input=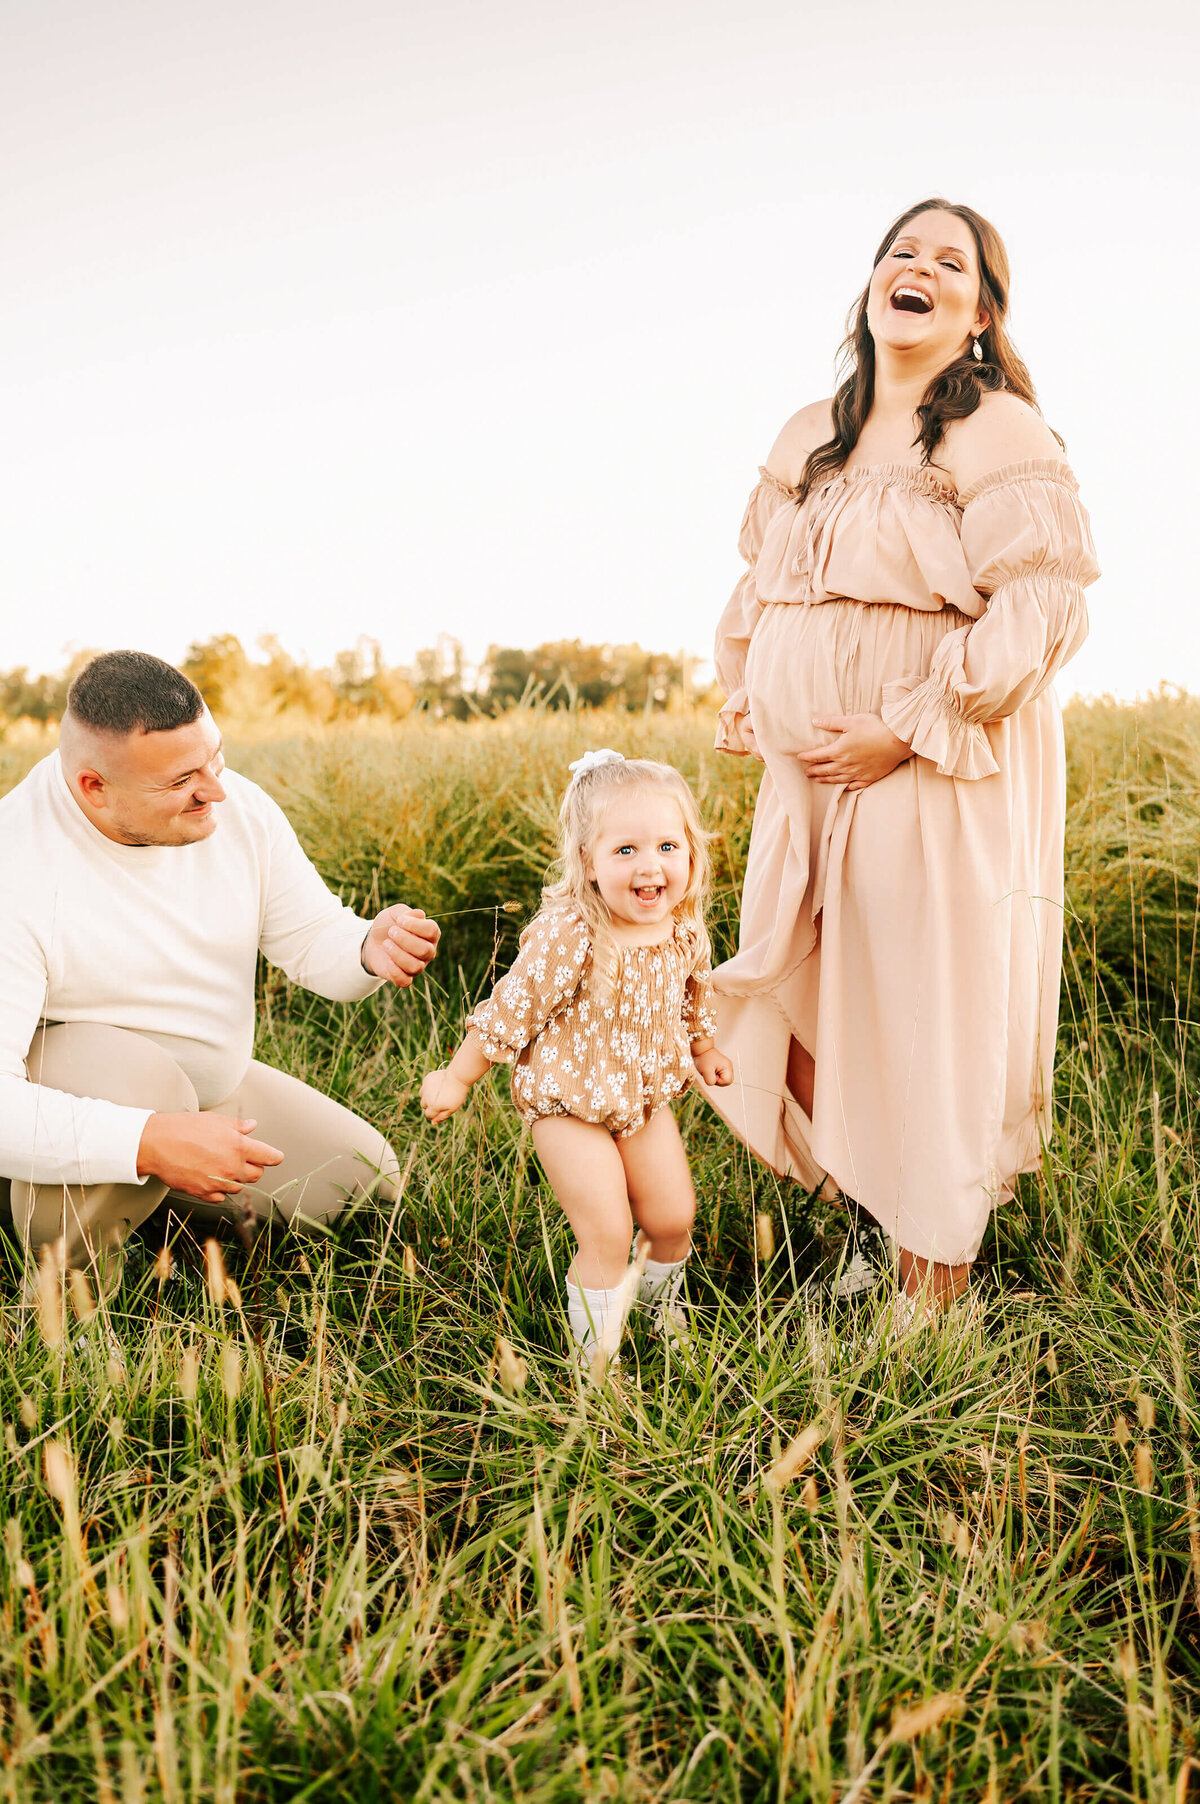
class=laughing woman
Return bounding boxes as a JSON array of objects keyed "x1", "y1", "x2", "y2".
[{"x1": 700, "y1": 197, "x2": 1099, "y2": 1318}]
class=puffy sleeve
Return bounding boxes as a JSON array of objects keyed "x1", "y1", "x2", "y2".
[
  {"x1": 467, "y1": 908, "x2": 591, "y2": 1064},
  {"x1": 714, "y1": 469, "x2": 798, "y2": 755},
  {"x1": 880, "y1": 460, "x2": 1100, "y2": 780},
  {"x1": 682, "y1": 943, "x2": 718, "y2": 1044}
]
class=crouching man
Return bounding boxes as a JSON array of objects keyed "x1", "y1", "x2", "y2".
[{"x1": 0, "y1": 650, "x2": 439, "y2": 1294}]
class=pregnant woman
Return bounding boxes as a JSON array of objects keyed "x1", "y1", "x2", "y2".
[{"x1": 703, "y1": 197, "x2": 1099, "y2": 1316}]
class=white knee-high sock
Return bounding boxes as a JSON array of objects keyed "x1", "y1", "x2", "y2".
[
  {"x1": 566, "y1": 1280, "x2": 619, "y2": 1355},
  {"x1": 638, "y1": 1254, "x2": 689, "y2": 1312}
]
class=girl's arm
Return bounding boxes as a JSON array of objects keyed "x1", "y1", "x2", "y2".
[
  {"x1": 690, "y1": 1034, "x2": 733, "y2": 1088},
  {"x1": 421, "y1": 1029, "x2": 493, "y2": 1123},
  {"x1": 421, "y1": 909, "x2": 593, "y2": 1126},
  {"x1": 683, "y1": 960, "x2": 733, "y2": 1087}
]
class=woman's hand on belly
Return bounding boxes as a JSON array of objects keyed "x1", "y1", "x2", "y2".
[{"x1": 799, "y1": 713, "x2": 913, "y2": 790}]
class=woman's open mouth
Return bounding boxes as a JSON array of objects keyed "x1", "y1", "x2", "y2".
[{"x1": 891, "y1": 286, "x2": 934, "y2": 314}]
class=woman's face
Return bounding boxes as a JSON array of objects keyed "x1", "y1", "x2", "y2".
[{"x1": 866, "y1": 207, "x2": 990, "y2": 366}]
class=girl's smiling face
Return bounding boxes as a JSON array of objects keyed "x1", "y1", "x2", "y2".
[
  {"x1": 866, "y1": 206, "x2": 990, "y2": 365},
  {"x1": 586, "y1": 787, "x2": 692, "y2": 936}
]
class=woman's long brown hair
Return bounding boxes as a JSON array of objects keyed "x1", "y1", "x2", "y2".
[{"x1": 797, "y1": 198, "x2": 1060, "y2": 502}]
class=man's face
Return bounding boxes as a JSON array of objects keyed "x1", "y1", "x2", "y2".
[{"x1": 75, "y1": 710, "x2": 228, "y2": 847}]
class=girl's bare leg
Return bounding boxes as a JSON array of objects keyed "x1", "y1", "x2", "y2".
[
  {"x1": 785, "y1": 1036, "x2": 816, "y2": 1118},
  {"x1": 531, "y1": 1116, "x2": 633, "y2": 1290},
  {"x1": 617, "y1": 1107, "x2": 695, "y2": 1263},
  {"x1": 898, "y1": 1248, "x2": 970, "y2": 1308}
]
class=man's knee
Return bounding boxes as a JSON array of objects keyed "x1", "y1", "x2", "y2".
[
  {"x1": 352, "y1": 1123, "x2": 402, "y2": 1203},
  {"x1": 27, "y1": 1024, "x2": 199, "y2": 1114},
  {"x1": 218, "y1": 1061, "x2": 401, "y2": 1230},
  {"x1": 279, "y1": 1119, "x2": 401, "y2": 1232}
]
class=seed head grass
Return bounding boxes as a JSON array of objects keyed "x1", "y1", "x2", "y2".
[{"x1": 0, "y1": 698, "x2": 1199, "y2": 1798}]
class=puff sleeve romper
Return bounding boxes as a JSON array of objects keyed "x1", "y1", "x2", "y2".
[
  {"x1": 700, "y1": 458, "x2": 1099, "y2": 1265},
  {"x1": 468, "y1": 908, "x2": 718, "y2": 1136}
]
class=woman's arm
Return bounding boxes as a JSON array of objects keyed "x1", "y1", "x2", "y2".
[
  {"x1": 879, "y1": 403, "x2": 1098, "y2": 779},
  {"x1": 715, "y1": 401, "x2": 833, "y2": 759}
]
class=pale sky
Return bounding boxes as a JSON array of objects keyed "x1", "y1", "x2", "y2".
[{"x1": 1, "y1": 0, "x2": 1194, "y2": 699}]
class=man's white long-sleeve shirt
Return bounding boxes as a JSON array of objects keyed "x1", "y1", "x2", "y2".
[{"x1": 0, "y1": 754, "x2": 382, "y2": 1188}]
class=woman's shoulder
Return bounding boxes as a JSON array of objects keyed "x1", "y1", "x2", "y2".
[
  {"x1": 763, "y1": 399, "x2": 835, "y2": 490},
  {"x1": 942, "y1": 392, "x2": 1066, "y2": 496}
]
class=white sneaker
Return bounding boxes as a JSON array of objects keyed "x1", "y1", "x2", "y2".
[
  {"x1": 835, "y1": 1243, "x2": 879, "y2": 1300},
  {"x1": 859, "y1": 1288, "x2": 937, "y2": 1353}
]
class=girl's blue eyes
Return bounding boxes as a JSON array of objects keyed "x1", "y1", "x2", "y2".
[{"x1": 614, "y1": 843, "x2": 679, "y2": 855}]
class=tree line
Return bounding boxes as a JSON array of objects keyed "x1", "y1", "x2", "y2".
[{"x1": 0, "y1": 635, "x2": 714, "y2": 734}]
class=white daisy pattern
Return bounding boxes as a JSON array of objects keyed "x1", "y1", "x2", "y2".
[{"x1": 467, "y1": 906, "x2": 717, "y2": 1136}]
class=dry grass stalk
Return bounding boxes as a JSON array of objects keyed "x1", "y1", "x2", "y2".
[
  {"x1": 86, "y1": 1704, "x2": 117, "y2": 1804},
  {"x1": 37, "y1": 1243, "x2": 63, "y2": 1347},
  {"x1": 43, "y1": 1440, "x2": 75, "y2": 1510},
  {"x1": 220, "y1": 1346, "x2": 242, "y2": 1401},
  {"x1": 1135, "y1": 1444, "x2": 1154, "y2": 1492},
  {"x1": 179, "y1": 1346, "x2": 199, "y2": 1401},
  {"x1": 402, "y1": 1244, "x2": 418, "y2": 1279},
  {"x1": 755, "y1": 1212, "x2": 775, "y2": 1262},
  {"x1": 495, "y1": 1336, "x2": 528, "y2": 1397},
  {"x1": 891, "y1": 1693, "x2": 965, "y2": 1740},
  {"x1": 1152, "y1": 1091, "x2": 1200, "y2": 1618},
  {"x1": 154, "y1": 1245, "x2": 172, "y2": 1285},
  {"x1": 841, "y1": 1691, "x2": 966, "y2": 1803},
  {"x1": 763, "y1": 1419, "x2": 826, "y2": 1493},
  {"x1": 69, "y1": 1267, "x2": 96, "y2": 1323},
  {"x1": 204, "y1": 1239, "x2": 229, "y2": 1306}
]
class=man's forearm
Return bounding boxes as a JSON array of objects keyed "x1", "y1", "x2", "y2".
[{"x1": 0, "y1": 1072, "x2": 151, "y2": 1188}]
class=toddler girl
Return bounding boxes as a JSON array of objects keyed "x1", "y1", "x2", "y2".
[{"x1": 420, "y1": 749, "x2": 732, "y2": 1370}]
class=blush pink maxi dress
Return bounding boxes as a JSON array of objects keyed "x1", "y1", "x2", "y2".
[{"x1": 699, "y1": 457, "x2": 1100, "y2": 1265}]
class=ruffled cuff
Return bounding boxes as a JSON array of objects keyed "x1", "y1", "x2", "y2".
[
  {"x1": 715, "y1": 692, "x2": 754, "y2": 757},
  {"x1": 714, "y1": 681, "x2": 761, "y2": 754},
  {"x1": 465, "y1": 1006, "x2": 521, "y2": 1067},
  {"x1": 881, "y1": 674, "x2": 999, "y2": 781}
]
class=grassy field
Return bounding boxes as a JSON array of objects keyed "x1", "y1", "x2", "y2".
[{"x1": 1, "y1": 698, "x2": 1200, "y2": 1801}]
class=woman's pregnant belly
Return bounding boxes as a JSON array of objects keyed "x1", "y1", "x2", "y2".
[{"x1": 745, "y1": 598, "x2": 971, "y2": 759}]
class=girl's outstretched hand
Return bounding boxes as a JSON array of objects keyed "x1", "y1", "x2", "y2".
[
  {"x1": 421, "y1": 1069, "x2": 470, "y2": 1124},
  {"x1": 693, "y1": 1045, "x2": 734, "y2": 1087}
]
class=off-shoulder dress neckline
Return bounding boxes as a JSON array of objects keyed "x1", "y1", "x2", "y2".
[{"x1": 759, "y1": 456, "x2": 1078, "y2": 509}]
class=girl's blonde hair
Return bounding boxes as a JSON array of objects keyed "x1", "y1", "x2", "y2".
[{"x1": 542, "y1": 755, "x2": 712, "y2": 989}]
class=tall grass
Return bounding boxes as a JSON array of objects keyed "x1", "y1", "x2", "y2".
[{"x1": 1, "y1": 697, "x2": 1198, "y2": 1800}]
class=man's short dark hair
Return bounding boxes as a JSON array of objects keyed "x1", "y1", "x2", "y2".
[{"x1": 66, "y1": 652, "x2": 205, "y2": 736}]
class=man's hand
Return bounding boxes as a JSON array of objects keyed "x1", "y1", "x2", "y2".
[
  {"x1": 420, "y1": 1069, "x2": 470, "y2": 1125},
  {"x1": 798, "y1": 714, "x2": 912, "y2": 790},
  {"x1": 137, "y1": 1113, "x2": 285, "y2": 1204},
  {"x1": 362, "y1": 904, "x2": 441, "y2": 987},
  {"x1": 693, "y1": 1044, "x2": 734, "y2": 1087}
]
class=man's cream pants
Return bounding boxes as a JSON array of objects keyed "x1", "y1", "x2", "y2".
[{"x1": 1, "y1": 1023, "x2": 401, "y2": 1289}]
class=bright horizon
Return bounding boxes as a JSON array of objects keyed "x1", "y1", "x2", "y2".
[{"x1": 2, "y1": 0, "x2": 1194, "y2": 703}]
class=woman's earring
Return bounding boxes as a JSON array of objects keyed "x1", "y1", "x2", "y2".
[{"x1": 971, "y1": 335, "x2": 984, "y2": 362}]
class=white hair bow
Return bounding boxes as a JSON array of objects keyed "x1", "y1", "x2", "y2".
[{"x1": 568, "y1": 748, "x2": 625, "y2": 784}]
